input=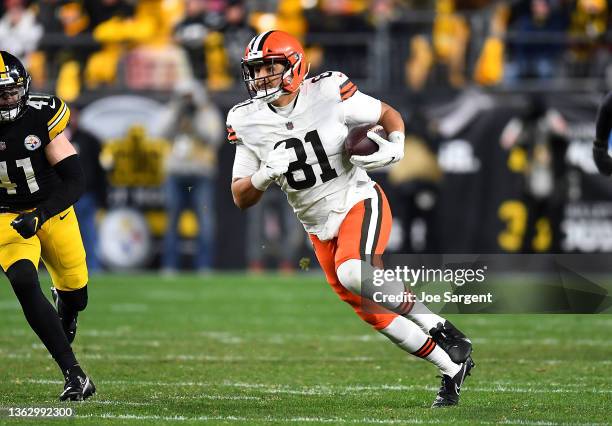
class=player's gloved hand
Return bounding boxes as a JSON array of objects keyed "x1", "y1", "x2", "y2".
[
  {"x1": 251, "y1": 143, "x2": 291, "y2": 191},
  {"x1": 593, "y1": 92, "x2": 612, "y2": 176},
  {"x1": 350, "y1": 131, "x2": 405, "y2": 171},
  {"x1": 11, "y1": 209, "x2": 47, "y2": 239}
]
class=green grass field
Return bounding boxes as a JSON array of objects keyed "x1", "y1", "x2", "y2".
[{"x1": 0, "y1": 273, "x2": 610, "y2": 425}]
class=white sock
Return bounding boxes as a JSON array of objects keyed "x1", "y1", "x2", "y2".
[
  {"x1": 404, "y1": 298, "x2": 446, "y2": 334},
  {"x1": 424, "y1": 346, "x2": 461, "y2": 377},
  {"x1": 379, "y1": 316, "x2": 460, "y2": 377}
]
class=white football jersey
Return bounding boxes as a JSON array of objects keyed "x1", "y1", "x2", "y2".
[{"x1": 228, "y1": 71, "x2": 382, "y2": 240}]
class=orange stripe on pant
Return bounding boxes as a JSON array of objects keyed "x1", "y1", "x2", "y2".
[{"x1": 309, "y1": 184, "x2": 396, "y2": 330}]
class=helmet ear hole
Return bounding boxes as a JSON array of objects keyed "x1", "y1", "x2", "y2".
[{"x1": 282, "y1": 64, "x2": 293, "y2": 85}]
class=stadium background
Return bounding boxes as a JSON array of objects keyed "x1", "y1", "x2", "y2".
[
  {"x1": 2, "y1": 0, "x2": 612, "y2": 270},
  {"x1": 1, "y1": 2, "x2": 611, "y2": 423}
]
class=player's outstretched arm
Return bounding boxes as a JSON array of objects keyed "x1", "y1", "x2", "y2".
[
  {"x1": 231, "y1": 177, "x2": 265, "y2": 210},
  {"x1": 593, "y1": 92, "x2": 612, "y2": 176},
  {"x1": 11, "y1": 133, "x2": 85, "y2": 239}
]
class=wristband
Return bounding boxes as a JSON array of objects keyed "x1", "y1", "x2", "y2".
[
  {"x1": 388, "y1": 131, "x2": 405, "y2": 145},
  {"x1": 250, "y1": 167, "x2": 272, "y2": 191}
]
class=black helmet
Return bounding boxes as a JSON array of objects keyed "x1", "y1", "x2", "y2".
[{"x1": 0, "y1": 51, "x2": 31, "y2": 122}]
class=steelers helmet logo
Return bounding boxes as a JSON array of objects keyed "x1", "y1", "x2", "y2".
[{"x1": 24, "y1": 135, "x2": 41, "y2": 151}]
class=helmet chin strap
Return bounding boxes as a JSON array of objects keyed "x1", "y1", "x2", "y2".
[
  {"x1": 261, "y1": 89, "x2": 284, "y2": 104},
  {"x1": 254, "y1": 82, "x2": 284, "y2": 103}
]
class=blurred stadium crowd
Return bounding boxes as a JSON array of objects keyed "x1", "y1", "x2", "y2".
[
  {"x1": 2, "y1": 0, "x2": 611, "y2": 272},
  {"x1": 2, "y1": 0, "x2": 611, "y2": 96}
]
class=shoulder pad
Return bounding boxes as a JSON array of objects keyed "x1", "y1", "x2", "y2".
[
  {"x1": 229, "y1": 99, "x2": 256, "y2": 115},
  {"x1": 227, "y1": 99, "x2": 264, "y2": 144},
  {"x1": 309, "y1": 71, "x2": 358, "y2": 102},
  {"x1": 27, "y1": 94, "x2": 70, "y2": 140}
]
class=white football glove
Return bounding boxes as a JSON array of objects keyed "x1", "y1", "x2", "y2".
[
  {"x1": 251, "y1": 143, "x2": 291, "y2": 191},
  {"x1": 350, "y1": 131, "x2": 405, "y2": 171}
]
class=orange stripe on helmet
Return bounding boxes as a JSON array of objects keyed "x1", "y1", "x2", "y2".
[{"x1": 242, "y1": 31, "x2": 307, "y2": 96}]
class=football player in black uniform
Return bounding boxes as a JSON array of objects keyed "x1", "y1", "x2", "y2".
[
  {"x1": 0, "y1": 51, "x2": 95, "y2": 400},
  {"x1": 593, "y1": 92, "x2": 612, "y2": 176}
]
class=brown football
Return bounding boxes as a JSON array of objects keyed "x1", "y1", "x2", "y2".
[{"x1": 345, "y1": 124, "x2": 386, "y2": 157}]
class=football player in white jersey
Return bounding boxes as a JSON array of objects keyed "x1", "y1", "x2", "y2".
[{"x1": 228, "y1": 30, "x2": 474, "y2": 407}]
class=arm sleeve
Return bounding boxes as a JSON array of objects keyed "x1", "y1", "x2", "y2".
[
  {"x1": 232, "y1": 144, "x2": 261, "y2": 179},
  {"x1": 341, "y1": 90, "x2": 382, "y2": 126},
  {"x1": 38, "y1": 154, "x2": 86, "y2": 219}
]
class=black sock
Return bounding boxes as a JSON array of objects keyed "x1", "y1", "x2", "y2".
[
  {"x1": 67, "y1": 364, "x2": 85, "y2": 379},
  {"x1": 6, "y1": 260, "x2": 78, "y2": 373},
  {"x1": 56, "y1": 286, "x2": 88, "y2": 318}
]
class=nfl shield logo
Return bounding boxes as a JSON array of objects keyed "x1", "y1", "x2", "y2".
[
  {"x1": 286, "y1": 122, "x2": 294, "y2": 130},
  {"x1": 0, "y1": 141, "x2": 5, "y2": 151}
]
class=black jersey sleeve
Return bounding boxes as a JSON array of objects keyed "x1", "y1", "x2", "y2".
[{"x1": 27, "y1": 94, "x2": 71, "y2": 144}]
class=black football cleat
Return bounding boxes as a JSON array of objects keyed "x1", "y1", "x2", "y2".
[
  {"x1": 431, "y1": 356, "x2": 475, "y2": 408},
  {"x1": 59, "y1": 368, "x2": 96, "y2": 401},
  {"x1": 429, "y1": 320, "x2": 472, "y2": 364},
  {"x1": 51, "y1": 288, "x2": 78, "y2": 344}
]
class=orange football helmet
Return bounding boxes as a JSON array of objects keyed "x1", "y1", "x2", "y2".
[{"x1": 241, "y1": 30, "x2": 308, "y2": 103}]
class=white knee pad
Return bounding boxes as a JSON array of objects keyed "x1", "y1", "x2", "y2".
[{"x1": 336, "y1": 259, "x2": 366, "y2": 295}]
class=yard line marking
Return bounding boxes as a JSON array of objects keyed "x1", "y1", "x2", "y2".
[
  {"x1": 173, "y1": 395, "x2": 262, "y2": 401},
  {"x1": 0, "y1": 405, "x2": 606, "y2": 425},
  {"x1": 2, "y1": 351, "x2": 609, "y2": 366},
  {"x1": 77, "y1": 414, "x2": 439, "y2": 424},
  {"x1": 73, "y1": 414, "x2": 611, "y2": 425},
  {"x1": 0, "y1": 300, "x2": 19, "y2": 310},
  {"x1": 86, "y1": 400, "x2": 150, "y2": 406},
  {"x1": 21, "y1": 379, "x2": 611, "y2": 394},
  {"x1": 1, "y1": 352, "x2": 375, "y2": 363},
  {"x1": 5, "y1": 328, "x2": 612, "y2": 347},
  {"x1": 78, "y1": 395, "x2": 261, "y2": 405},
  {"x1": 109, "y1": 303, "x2": 149, "y2": 313}
]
